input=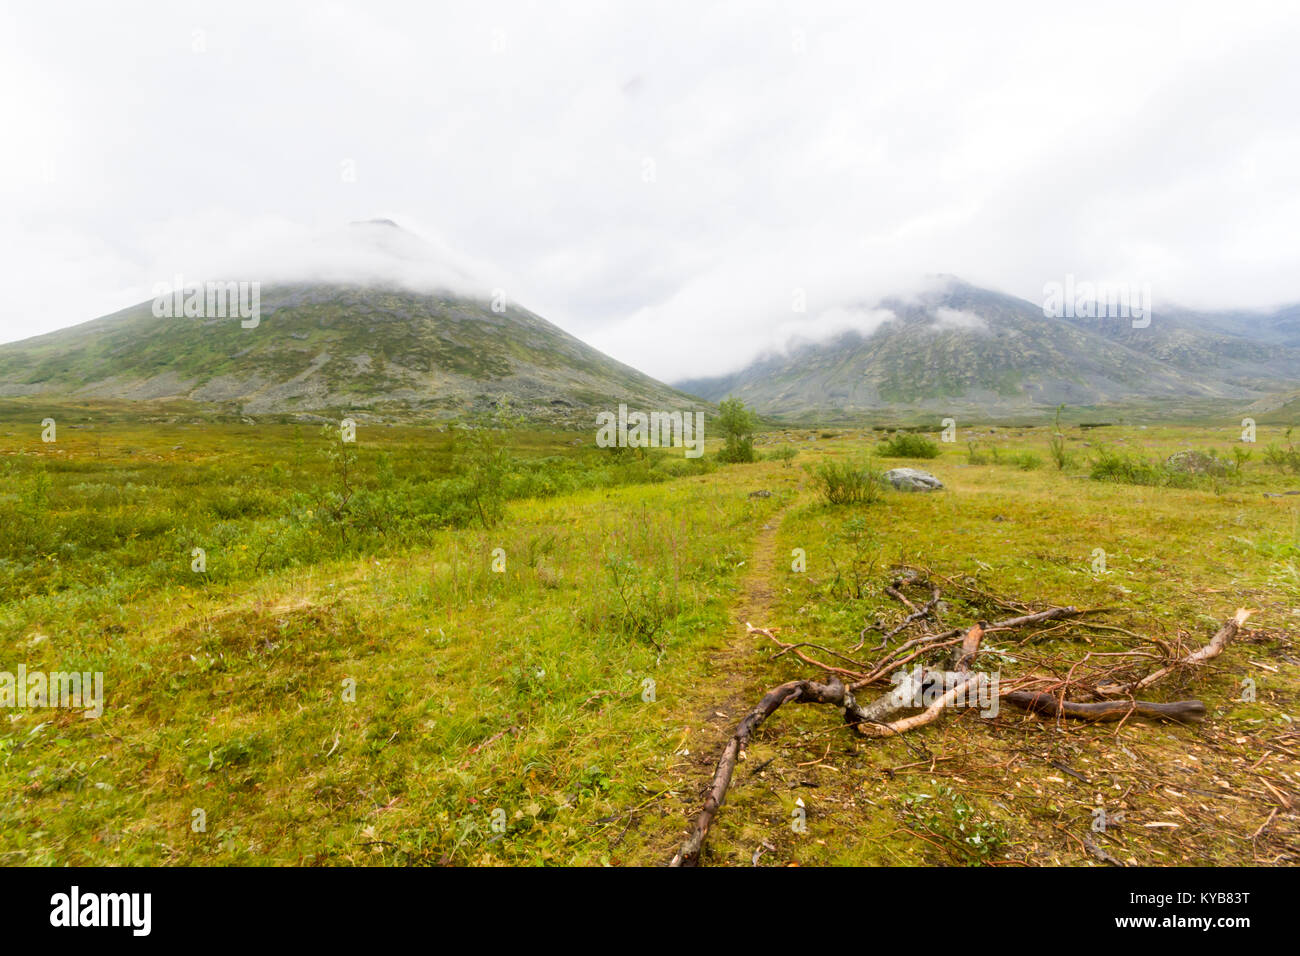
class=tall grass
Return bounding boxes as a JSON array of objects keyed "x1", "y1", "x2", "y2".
[
  {"x1": 1088, "y1": 447, "x2": 1235, "y2": 489},
  {"x1": 0, "y1": 425, "x2": 715, "y2": 605},
  {"x1": 808, "y1": 457, "x2": 885, "y2": 505},
  {"x1": 965, "y1": 442, "x2": 1041, "y2": 470}
]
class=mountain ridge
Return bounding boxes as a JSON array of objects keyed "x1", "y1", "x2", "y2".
[
  {"x1": 0, "y1": 281, "x2": 700, "y2": 422},
  {"x1": 675, "y1": 279, "x2": 1300, "y2": 418}
]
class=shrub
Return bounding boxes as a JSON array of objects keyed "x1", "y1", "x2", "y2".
[
  {"x1": 1088, "y1": 447, "x2": 1229, "y2": 489},
  {"x1": 1089, "y1": 448, "x2": 1170, "y2": 486},
  {"x1": 1006, "y1": 451, "x2": 1042, "y2": 470},
  {"x1": 901, "y1": 785, "x2": 1008, "y2": 865},
  {"x1": 878, "y1": 432, "x2": 940, "y2": 459},
  {"x1": 808, "y1": 458, "x2": 885, "y2": 506},
  {"x1": 603, "y1": 553, "x2": 673, "y2": 653},
  {"x1": 453, "y1": 403, "x2": 524, "y2": 528},
  {"x1": 827, "y1": 516, "x2": 880, "y2": 599},
  {"x1": 1263, "y1": 429, "x2": 1300, "y2": 473}
]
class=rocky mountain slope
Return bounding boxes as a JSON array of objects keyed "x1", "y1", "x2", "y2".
[
  {"x1": 676, "y1": 279, "x2": 1300, "y2": 418},
  {"x1": 0, "y1": 224, "x2": 698, "y2": 422}
]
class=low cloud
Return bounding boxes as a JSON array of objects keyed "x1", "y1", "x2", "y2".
[
  {"x1": 932, "y1": 307, "x2": 988, "y2": 332},
  {"x1": 2, "y1": 1, "x2": 1299, "y2": 384},
  {"x1": 143, "y1": 216, "x2": 500, "y2": 299},
  {"x1": 770, "y1": 306, "x2": 896, "y2": 351}
]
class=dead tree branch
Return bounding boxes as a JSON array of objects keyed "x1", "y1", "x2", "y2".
[
  {"x1": 1002, "y1": 691, "x2": 1206, "y2": 723},
  {"x1": 670, "y1": 574, "x2": 1251, "y2": 866},
  {"x1": 668, "y1": 677, "x2": 849, "y2": 868},
  {"x1": 1133, "y1": 608, "x2": 1250, "y2": 692}
]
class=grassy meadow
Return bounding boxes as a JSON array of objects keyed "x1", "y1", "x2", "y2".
[{"x1": 0, "y1": 401, "x2": 1297, "y2": 865}]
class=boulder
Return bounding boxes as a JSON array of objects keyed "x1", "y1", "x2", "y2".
[{"x1": 884, "y1": 468, "x2": 944, "y2": 492}]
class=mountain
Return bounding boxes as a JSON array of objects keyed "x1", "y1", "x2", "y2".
[
  {"x1": 675, "y1": 279, "x2": 1300, "y2": 419},
  {"x1": 1132, "y1": 303, "x2": 1300, "y2": 350},
  {"x1": 0, "y1": 222, "x2": 697, "y2": 422}
]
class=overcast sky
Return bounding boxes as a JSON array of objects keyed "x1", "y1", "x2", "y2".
[{"x1": 3, "y1": 0, "x2": 1299, "y2": 380}]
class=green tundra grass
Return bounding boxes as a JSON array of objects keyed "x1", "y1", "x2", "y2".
[{"x1": 0, "y1": 402, "x2": 1296, "y2": 865}]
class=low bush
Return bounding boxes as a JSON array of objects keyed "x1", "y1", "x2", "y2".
[{"x1": 878, "y1": 432, "x2": 940, "y2": 459}]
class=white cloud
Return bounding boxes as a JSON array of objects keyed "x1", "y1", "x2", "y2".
[
  {"x1": 1, "y1": 0, "x2": 1298, "y2": 382},
  {"x1": 932, "y1": 307, "x2": 987, "y2": 332},
  {"x1": 773, "y1": 306, "x2": 897, "y2": 349}
]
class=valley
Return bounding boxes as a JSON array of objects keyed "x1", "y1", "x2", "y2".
[{"x1": 1, "y1": 403, "x2": 1295, "y2": 865}]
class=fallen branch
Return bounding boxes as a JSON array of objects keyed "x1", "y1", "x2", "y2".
[
  {"x1": 855, "y1": 606, "x2": 1080, "y2": 687},
  {"x1": 670, "y1": 577, "x2": 1249, "y2": 866},
  {"x1": 1002, "y1": 691, "x2": 1206, "y2": 724},
  {"x1": 954, "y1": 621, "x2": 985, "y2": 671},
  {"x1": 851, "y1": 674, "x2": 978, "y2": 738},
  {"x1": 858, "y1": 579, "x2": 942, "y2": 651},
  {"x1": 1097, "y1": 608, "x2": 1252, "y2": 696},
  {"x1": 669, "y1": 677, "x2": 849, "y2": 868},
  {"x1": 1135, "y1": 607, "x2": 1252, "y2": 690}
]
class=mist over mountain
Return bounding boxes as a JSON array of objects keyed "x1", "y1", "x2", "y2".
[
  {"x1": 675, "y1": 279, "x2": 1300, "y2": 419},
  {"x1": 0, "y1": 221, "x2": 698, "y2": 421},
  {"x1": 5, "y1": 216, "x2": 1296, "y2": 426}
]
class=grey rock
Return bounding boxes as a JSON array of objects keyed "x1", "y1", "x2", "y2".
[{"x1": 884, "y1": 468, "x2": 944, "y2": 492}]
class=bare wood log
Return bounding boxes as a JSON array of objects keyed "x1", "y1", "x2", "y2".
[
  {"x1": 1082, "y1": 832, "x2": 1125, "y2": 866},
  {"x1": 851, "y1": 674, "x2": 979, "y2": 738},
  {"x1": 670, "y1": 669, "x2": 984, "y2": 864},
  {"x1": 861, "y1": 630, "x2": 954, "y2": 679},
  {"x1": 884, "y1": 584, "x2": 919, "y2": 613},
  {"x1": 856, "y1": 671, "x2": 926, "y2": 723},
  {"x1": 983, "y1": 606, "x2": 1084, "y2": 633},
  {"x1": 1003, "y1": 691, "x2": 1206, "y2": 723},
  {"x1": 748, "y1": 623, "x2": 868, "y2": 677},
  {"x1": 857, "y1": 667, "x2": 990, "y2": 723}
]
